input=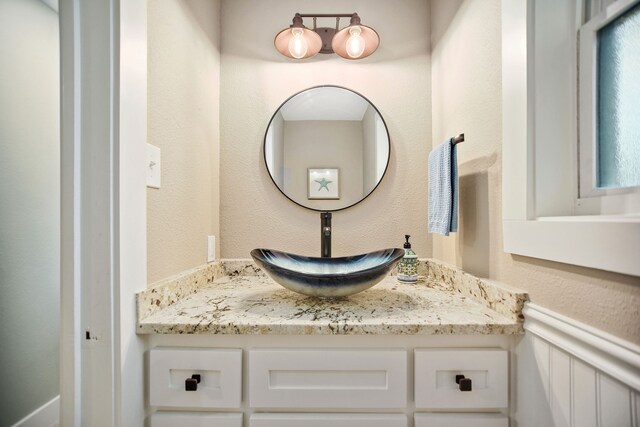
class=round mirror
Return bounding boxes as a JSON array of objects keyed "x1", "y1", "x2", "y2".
[{"x1": 264, "y1": 86, "x2": 390, "y2": 212}]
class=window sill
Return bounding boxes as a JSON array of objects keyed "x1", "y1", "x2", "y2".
[{"x1": 503, "y1": 217, "x2": 640, "y2": 276}]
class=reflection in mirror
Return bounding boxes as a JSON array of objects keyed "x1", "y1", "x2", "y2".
[{"x1": 264, "y1": 86, "x2": 390, "y2": 211}]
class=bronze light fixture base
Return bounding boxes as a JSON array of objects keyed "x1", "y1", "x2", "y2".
[{"x1": 274, "y1": 13, "x2": 380, "y2": 60}]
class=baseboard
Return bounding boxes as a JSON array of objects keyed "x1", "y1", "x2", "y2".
[
  {"x1": 523, "y1": 302, "x2": 640, "y2": 391},
  {"x1": 11, "y1": 395, "x2": 59, "y2": 427}
]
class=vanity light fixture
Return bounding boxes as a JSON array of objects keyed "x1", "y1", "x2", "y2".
[{"x1": 274, "y1": 13, "x2": 380, "y2": 60}]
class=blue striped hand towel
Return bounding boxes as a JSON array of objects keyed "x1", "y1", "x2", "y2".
[{"x1": 428, "y1": 138, "x2": 458, "y2": 235}]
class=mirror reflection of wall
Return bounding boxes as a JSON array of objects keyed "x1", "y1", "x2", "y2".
[
  {"x1": 265, "y1": 112, "x2": 285, "y2": 188},
  {"x1": 363, "y1": 105, "x2": 385, "y2": 195},
  {"x1": 264, "y1": 86, "x2": 390, "y2": 211},
  {"x1": 284, "y1": 120, "x2": 363, "y2": 204}
]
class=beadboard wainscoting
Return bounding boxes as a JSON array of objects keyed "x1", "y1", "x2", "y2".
[{"x1": 517, "y1": 303, "x2": 640, "y2": 427}]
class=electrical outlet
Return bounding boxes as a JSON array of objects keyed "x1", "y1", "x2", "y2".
[{"x1": 207, "y1": 235, "x2": 216, "y2": 262}]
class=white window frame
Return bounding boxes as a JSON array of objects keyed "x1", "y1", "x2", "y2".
[
  {"x1": 578, "y1": 0, "x2": 640, "y2": 209},
  {"x1": 501, "y1": 0, "x2": 640, "y2": 277}
]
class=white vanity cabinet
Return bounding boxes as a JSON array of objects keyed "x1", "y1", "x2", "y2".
[
  {"x1": 149, "y1": 348, "x2": 244, "y2": 426},
  {"x1": 414, "y1": 348, "x2": 508, "y2": 410},
  {"x1": 138, "y1": 259, "x2": 526, "y2": 425},
  {"x1": 250, "y1": 413, "x2": 408, "y2": 427},
  {"x1": 414, "y1": 348, "x2": 510, "y2": 427},
  {"x1": 149, "y1": 348, "x2": 242, "y2": 409},
  {"x1": 414, "y1": 413, "x2": 509, "y2": 427},
  {"x1": 249, "y1": 348, "x2": 407, "y2": 409},
  {"x1": 147, "y1": 335, "x2": 516, "y2": 427},
  {"x1": 151, "y1": 412, "x2": 243, "y2": 427}
]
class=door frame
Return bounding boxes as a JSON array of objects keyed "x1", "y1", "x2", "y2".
[{"x1": 59, "y1": 0, "x2": 147, "y2": 425}]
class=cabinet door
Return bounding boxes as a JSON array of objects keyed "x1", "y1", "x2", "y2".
[
  {"x1": 415, "y1": 348, "x2": 508, "y2": 410},
  {"x1": 250, "y1": 348, "x2": 407, "y2": 409},
  {"x1": 414, "y1": 413, "x2": 508, "y2": 427},
  {"x1": 149, "y1": 348, "x2": 242, "y2": 409},
  {"x1": 151, "y1": 412, "x2": 242, "y2": 427},
  {"x1": 250, "y1": 413, "x2": 407, "y2": 427}
]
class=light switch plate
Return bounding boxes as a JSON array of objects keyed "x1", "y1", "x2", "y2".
[
  {"x1": 208, "y1": 235, "x2": 216, "y2": 262},
  {"x1": 146, "y1": 143, "x2": 161, "y2": 188}
]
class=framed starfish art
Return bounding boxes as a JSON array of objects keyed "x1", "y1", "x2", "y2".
[{"x1": 308, "y1": 168, "x2": 340, "y2": 200}]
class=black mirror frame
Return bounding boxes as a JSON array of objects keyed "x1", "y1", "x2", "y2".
[{"x1": 263, "y1": 85, "x2": 391, "y2": 212}]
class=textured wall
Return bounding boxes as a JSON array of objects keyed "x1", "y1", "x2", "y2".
[
  {"x1": 147, "y1": 0, "x2": 221, "y2": 283},
  {"x1": 430, "y1": 0, "x2": 640, "y2": 344},
  {"x1": 0, "y1": 0, "x2": 59, "y2": 424},
  {"x1": 220, "y1": 0, "x2": 432, "y2": 259}
]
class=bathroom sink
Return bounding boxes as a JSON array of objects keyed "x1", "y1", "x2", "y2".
[{"x1": 250, "y1": 248, "x2": 405, "y2": 298}]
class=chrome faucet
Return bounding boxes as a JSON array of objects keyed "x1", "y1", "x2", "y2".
[{"x1": 321, "y1": 212, "x2": 332, "y2": 258}]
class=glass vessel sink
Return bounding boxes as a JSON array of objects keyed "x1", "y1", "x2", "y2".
[{"x1": 250, "y1": 248, "x2": 405, "y2": 298}]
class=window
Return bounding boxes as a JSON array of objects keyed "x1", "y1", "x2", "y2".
[
  {"x1": 501, "y1": 0, "x2": 640, "y2": 277},
  {"x1": 596, "y1": 4, "x2": 640, "y2": 188},
  {"x1": 578, "y1": 0, "x2": 640, "y2": 213}
]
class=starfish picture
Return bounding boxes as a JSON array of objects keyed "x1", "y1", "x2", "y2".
[
  {"x1": 308, "y1": 168, "x2": 339, "y2": 200},
  {"x1": 315, "y1": 177, "x2": 332, "y2": 191}
]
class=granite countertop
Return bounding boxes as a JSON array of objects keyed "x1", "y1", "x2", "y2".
[{"x1": 136, "y1": 260, "x2": 527, "y2": 335}]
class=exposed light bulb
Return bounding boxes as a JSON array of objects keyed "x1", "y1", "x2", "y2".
[
  {"x1": 288, "y1": 28, "x2": 308, "y2": 59},
  {"x1": 345, "y1": 26, "x2": 365, "y2": 58}
]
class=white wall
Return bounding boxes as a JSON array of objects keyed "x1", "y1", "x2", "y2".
[
  {"x1": 430, "y1": 0, "x2": 640, "y2": 345},
  {"x1": 220, "y1": 0, "x2": 431, "y2": 259},
  {"x1": 0, "y1": 0, "x2": 59, "y2": 425},
  {"x1": 147, "y1": 0, "x2": 221, "y2": 284}
]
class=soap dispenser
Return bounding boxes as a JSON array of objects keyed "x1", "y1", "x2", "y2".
[{"x1": 398, "y1": 235, "x2": 418, "y2": 283}]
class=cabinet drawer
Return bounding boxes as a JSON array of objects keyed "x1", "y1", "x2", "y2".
[
  {"x1": 151, "y1": 412, "x2": 242, "y2": 427},
  {"x1": 250, "y1": 413, "x2": 407, "y2": 427},
  {"x1": 249, "y1": 348, "x2": 407, "y2": 409},
  {"x1": 414, "y1": 348, "x2": 508, "y2": 409},
  {"x1": 149, "y1": 348, "x2": 242, "y2": 409},
  {"x1": 415, "y1": 413, "x2": 508, "y2": 427}
]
